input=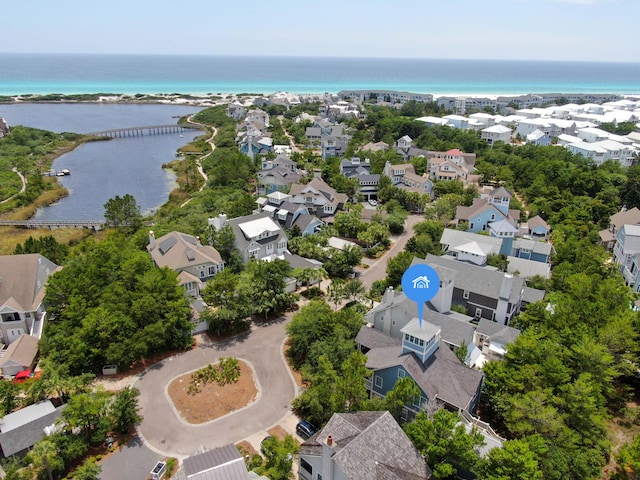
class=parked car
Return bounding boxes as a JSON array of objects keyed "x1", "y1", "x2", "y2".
[
  {"x1": 13, "y1": 370, "x2": 39, "y2": 383},
  {"x1": 296, "y1": 420, "x2": 317, "y2": 439},
  {"x1": 368, "y1": 199, "x2": 378, "y2": 206}
]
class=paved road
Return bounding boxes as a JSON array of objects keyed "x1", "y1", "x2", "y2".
[
  {"x1": 135, "y1": 316, "x2": 297, "y2": 457},
  {"x1": 358, "y1": 213, "x2": 424, "y2": 289},
  {"x1": 99, "y1": 436, "x2": 162, "y2": 480}
]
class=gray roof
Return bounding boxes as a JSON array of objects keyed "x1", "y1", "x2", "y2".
[
  {"x1": 0, "y1": 334, "x2": 38, "y2": 370},
  {"x1": 526, "y1": 215, "x2": 550, "y2": 231},
  {"x1": 300, "y1": 411, "x2": 432, "y2": 480},
  {"x1": 513, "y1": 238, "x2": 552, "y2": 256},
  {"x1": 476, "y1": 318, "x2": 520, "y2": 346},
  {"x1": 226, "y1": 212, "x2": 286, "y2": 253},
  {"x1": 415, "y1": 256, "x2": 525, "y2": 305},
  {"x1": 365, "y1": 333, "x2": 484, "y2": 412},
  {"x1": 148, "y1": 231, "x2": 223, "y2": 272},
  {"x1": 0, "y1": 254, "x2": 59, "y2": 313},
  {"x1": 0, "y1": 401, "x2": 66, "y2": 457},
  {"x1": 523, "y1": 286, "x2": 545, "y2": 304},
  {"x1": 182, "y1": 444, "x2": 250, "y2": 480},
  {"x1": 440, "y1": 229, "x2": 502, "y2": 255},
  {"x1": 506, "y1": 256, "x2": 550, "y2": 279}
]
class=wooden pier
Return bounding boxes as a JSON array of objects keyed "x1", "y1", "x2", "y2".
[
  {"x1": 0, "y1": 220, "x2": 105, "y2": 230},
  {"x1": 87, "y1": 124, "x2": 201, "y2": 138}
]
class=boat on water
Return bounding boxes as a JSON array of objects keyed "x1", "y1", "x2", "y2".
[{"x1": 55, "y1": 169, "x2": 71, "y2": 176}]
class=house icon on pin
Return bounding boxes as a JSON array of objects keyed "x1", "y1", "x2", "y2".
[{"x1": 412, "y1": 275, "x2": 430, "y2": 289}]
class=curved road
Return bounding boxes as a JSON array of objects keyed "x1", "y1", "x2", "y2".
[{"x1": 135, "y1": 317, "x2": 296, "y2": 457}]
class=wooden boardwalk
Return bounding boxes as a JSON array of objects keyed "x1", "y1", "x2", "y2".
[
  {"x1": 87, "y1": 124, "x2": 201, "y2": 138},
  {"x1": 0, "y1": 219, "x2": 105, "y2": 229}
]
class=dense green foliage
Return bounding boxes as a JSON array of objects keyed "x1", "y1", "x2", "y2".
[
  {"x1": 13, "y1": 234, "x2": 69, "y2": 265},
  {"x1": 41, "y1": 233, "x2": 193, "y2": 375},
  {"x1": 103, "y1": 193, "x2": 142, "y2": 228},
  {"x1": 0, "y1": 126, "x2": 79, "y2": 211},
  {"x1": 404, "y1": 409, "x2": 485, "y2": 480}
]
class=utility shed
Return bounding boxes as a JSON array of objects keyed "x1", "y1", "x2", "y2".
[{"x1": 0, "y1": 400, "x2": 65, "y2": 457}]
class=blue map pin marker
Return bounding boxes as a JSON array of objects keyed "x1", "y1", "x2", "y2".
[{"x1": 401, "y1": 264, "x2": 440, "y2": 327}]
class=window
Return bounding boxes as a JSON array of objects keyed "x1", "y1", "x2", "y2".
[
  {"x1": 199, "y1": 270, "x2": 206, "y2": 279},
  {"x1": 300, "y1": 458, "x2": 312, "y2": 475},
  {"x1": 463, "y1": 290, "x2": 469, "y2": 299},
  {"x1": 398, "y1": 370, "x2": 406, "y2": 378},
  {"x1": 208, "y1": 266, "x2": 216, "y2": 276},
  {"x1": 475, "y1": 308, "x2": 482, "y2": 318},
  {"x1": 375, "y1": 376, "x2": 383, "y2": 388}
]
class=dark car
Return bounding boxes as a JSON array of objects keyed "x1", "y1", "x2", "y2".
[{"x1": 296, "y1": 420, "x2": 317, "y2": 439}]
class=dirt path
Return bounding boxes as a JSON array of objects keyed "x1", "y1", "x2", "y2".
[
  {"x1": 0, "y1": 167, "x2": 27, "y2": 204},
  {"x1": 180, "y1": 116, "x2": 215, "y2": 207}
]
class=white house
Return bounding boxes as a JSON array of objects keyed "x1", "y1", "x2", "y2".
[{"x1": 481, "y1": 125, "x2": 512, "y2": 146}]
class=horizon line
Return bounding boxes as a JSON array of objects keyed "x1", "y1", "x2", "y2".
[{"x1": 0, "y1": 52, "x2": 639, "y2": 65}]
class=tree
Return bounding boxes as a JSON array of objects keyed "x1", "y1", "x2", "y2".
[
  {"x1": 342, "y1": 278, "x2": 365, "y2": 304},
  {"x1": 13, "y1": 235, "x2": 69, "y2": 265},
  {"x1": 25, "y1": 438, "x2": 65, "y2": 480},
  {"x1": 205, "y1": 223, "x2": 243, "y2": 273},
  {"x1": 103, "y1": 194, "x2": 142, "y2": 228},
  {"x1": 404, "y1": 409, "x2": 485, "y2": 480},
  {"x1": 255, "y1": 434, "x2": 300, "y2": 480},
  {"x1": 476, "y1": 438, "x2": 544, "y2": 480},
  {"x1": 365, "y1": 377, "x2": 420, "y2": 421},
  {"x1": 110, "y1": 386, "x2": 142, "y2": 434},
  {"x1": 615, "y1": 433, "x2": 640, "y2": 479},
  {"x1": 61, "y1": 391, "x2": 112, "y2": 444},
  {"x1": 385, "y1": 251, "x2": 414, "y2": 287},
  {"x1": 72, "y1": 458, "x2": 102, "y2": 480},
  {"x1": 246, "y1": 259, "x2": 297, "y2": 320}
]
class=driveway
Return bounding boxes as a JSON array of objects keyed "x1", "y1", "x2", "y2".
[
  {"x1": 357, "y1": 213, "x2": 424, "y2": 289},
  {"x1": 135, "y1": 316, "x2": 297, "y2": 457},
  {"x1": 99, "y1": 436, "x2": 162, "y2": 480}
]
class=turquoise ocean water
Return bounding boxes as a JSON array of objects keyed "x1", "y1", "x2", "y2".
[{"x1": 1, "y1": 54, "x2": 640, "y2": 96}]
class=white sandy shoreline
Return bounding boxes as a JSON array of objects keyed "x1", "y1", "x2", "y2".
[{"x1": 3, "y1": 90, "x2": 639, "y2": 108}]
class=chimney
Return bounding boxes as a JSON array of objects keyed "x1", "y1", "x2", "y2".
[
  {"x1": 196, "y1": 236, "x2": 201, "y2": 246},
  {"x1": 326, "y1": 435, "x2": 333, "y2": 446},
  {"x1": 149, "y1": 231, "x2": 156, "y2": 249}
]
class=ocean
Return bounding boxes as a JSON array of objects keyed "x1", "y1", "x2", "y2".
[{"x1": 1, "y1": 54, "x2": 640, "y2": 96}]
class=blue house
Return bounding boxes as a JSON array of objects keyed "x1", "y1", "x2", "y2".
[
  {"x1": 526, "y1": 215, "x2": 551, "y2": 239},
  {"x1": 511, "y1": 238, "x2": 552, "y2": 263},
  {"x1": 489, "y1": 219, "x2": 518, "y2": 256},
  {"x1": 357, "y1": 319, "x2": 484, "y2": 420},
  {"x1": 455, "y1": 187, "x2": 520, "y2": 234}
]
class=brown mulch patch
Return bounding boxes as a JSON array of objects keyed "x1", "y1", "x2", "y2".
[
  {"x1": 267, "y1": 425, "x2": 289, "y2": 440},
  {"x1": 236, "y1": 440, "x2": 258, "y2": 457},
  {"x1": 167, "y1": 360, "x2": 258, "y2": 424}
]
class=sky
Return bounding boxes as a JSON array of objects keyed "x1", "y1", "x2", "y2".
[{"x1": 1, "y1": 0, "x2": 637, "y2": 62}]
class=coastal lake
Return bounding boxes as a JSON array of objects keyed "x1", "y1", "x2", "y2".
[{"x1": 0, "y1": 104, "x2": 204, "y2": 220}]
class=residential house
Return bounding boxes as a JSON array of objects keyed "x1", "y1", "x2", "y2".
[
  {"x1": 226, "y1": 104, "x2": 247, "y2": 121},
  {"x1": 210, "y1": 212, "x2": 288, "y2": 264},
  {"x1": 455, "y1": 186, "x2": 520, "y2": 236},
  {"x1": 511, "y1": 238, "x2": 552, "y2": 264},
  {"x1": 413, "y1": 255, "x2": 536, "y2": 325},
  {"x1": 147, "y1": 231, "x2": 224, "y2": 297},
  {"x1": 442, "y1": 114, "x2": 469, "y2": 129},
  {"x1": 382, "y1": 161, "x2": 433, "y2": 198},
  {"x1": 393, "y1": 136, "x2": 432, "y2": 162},
  {"x1": 427, "y1": 149, "x2": 478, "y2": 184},
  {"x1": 0, "y1": 254, "x2": 59, "y2": 345},
  {"x1": 613, "y1": 224, "x2": 640, "y2": 291},
  {"x1": 473, "y1": 318, "x2": 520, "y2": 364},
  {"x1": 288, "y1": 178, "x2": 348, "y2": 219},
  {"x1": 523, "y1": 215, "x2": 551, "y2": 239},
  {"x1": 298, "y1": 411, "x2": 433, "y2": 480},
  {"x1": 506, "y1": 256, "x2": 551, "y2": 280},
  {"x1": 322, "y1": 135, "x2": 350, "y2": 160},
  {"x1": 468, "y1": 112, "x2": 496, "y2": 128},
  {"x1": 0, "y1": 400, "x2": 66, "y2": 457},
  {"x1": 256, "y1": 199, "x2": 324, "y2": 236},
  {"x1": 0, "y1": 118, "x2": 8, "y2": 137},
  {"x1": 0, "y1": 334, "x2": 39, "y2": 378},
  {"x1": 567, "y1": 139, "x2": 636, "y2": 166},
  {"x1": 340, "y1": 158, "x2": 380, "y2": 201},
  {"x1": 174, "y1": 443, "x2": 266, "y2": 480},
  {"x1": 599, "y1": 207, "x2": 640, "y2": 250},
  {"x1": 439, "y1": 228, "x2": 502, "y2": 266},
  {"x1": 481, "y1": 125, "x2": 512, "y2": 146},
  {"x1": 526, "y1": 129, "x2": 552, "y2": 146},
  {"x1": 358, "y1": 141, "x2": 389, "y2": 153},
  {"x1": 363, "y1": 286, "x2": 477, "y2": 352},
  {"x1": 256, "y1": 162, "x2": 302, "y2": 195},
  {"x1": 358, "y1": 320, "x2": 484, "y2": 416}
]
